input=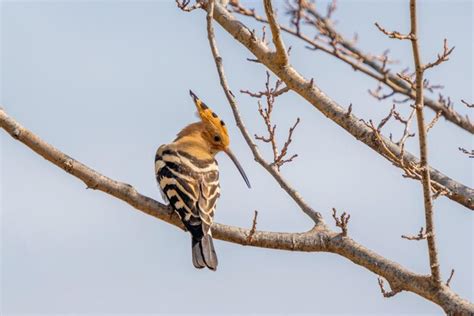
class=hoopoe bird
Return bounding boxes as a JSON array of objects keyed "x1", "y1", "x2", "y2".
[{"x1": 155, "y1": 90, "x2": 251, "y2": 271}]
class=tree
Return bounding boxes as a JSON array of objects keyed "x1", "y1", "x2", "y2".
[{"x1": 1, "y1": 0, "x2": 472, "y2": 313}]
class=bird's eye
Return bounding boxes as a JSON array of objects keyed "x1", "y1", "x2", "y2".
[{"x1": 213, "y1": 135, "x2": 221, "y2": 142}]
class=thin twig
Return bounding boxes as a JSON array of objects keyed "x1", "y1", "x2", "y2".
[
  {"x1": 332, "y1": 208, "x2": 350, "y2": 237},
  {"x1": 446, "y1": 269, "x2": 455, "y2": 287},
  {"x1": 426, "y1": 110, "x2": 442, "y2": 132},
  {"x1": 377, "y1": 277, "x2": 402, "y2": 298},
  {"x1": 424, "y1": 39, "x2": 455, "y2": 71},
  {"x1": 176, "y1": 0, "x2": 202, "y2": 12},
  {"x1": 243, "y1": 72, "x2": 299, "y2": 171},
  {"x1": 374, "y1": 22, "x2": 412, "y2": 40},
  {"x1": 458, "y1": 147, "x2": 474, "y2": 158},
  {"x1": 246, "y1": 210, "x2": 259, "y2": 243},
  {"x1": 461, "y1": 99, "x2": 474, "y2": 108},
  {"x1": 273, "y1": 117, "x2": 300, "y2": 169},
  {"x1": 401, "y1": 227, "x2": 428, "y2": 240}
]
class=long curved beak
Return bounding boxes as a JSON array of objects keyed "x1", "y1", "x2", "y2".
[{"x1": 224, "y1": 148, "x2": 251, "y2": 189}]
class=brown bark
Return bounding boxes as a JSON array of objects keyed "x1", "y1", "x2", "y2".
[
  {"x1": 208, "y1": 2, "x2": 474, "y2": 210},
  {"x1": 1, "y1": 107, "x2": 472, "y2": 313}
]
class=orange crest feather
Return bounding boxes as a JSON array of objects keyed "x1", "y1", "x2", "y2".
[{"x1": 189, "y1": 90, "x2": 230, "y2": 147}]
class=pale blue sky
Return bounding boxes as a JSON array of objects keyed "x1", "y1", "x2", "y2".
[{"x1": 1, "y1": 0, "x2": 472, "y2": 314}]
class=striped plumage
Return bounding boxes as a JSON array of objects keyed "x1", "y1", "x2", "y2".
[
  {"x1": 155, "y1": 90, "x2": 250, "y2": 271},
  {"x1": 155, "y1": 144, "x2": 220, "y2": 269}
]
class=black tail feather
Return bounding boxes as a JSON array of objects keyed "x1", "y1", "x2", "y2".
[
  {"x1": 192, "y1": 237, "x2": 206, "y2": 269},
  {"x1": 191, "y1": 235, "x2": 218, "y2": 271}
]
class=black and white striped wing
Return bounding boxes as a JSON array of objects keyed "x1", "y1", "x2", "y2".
[
  {"x1": 197, "y1": 166, "x2": 220, "y2": 235},
  {"x1": 155, "y1": 146, "x2": 219, "y2": 238}
]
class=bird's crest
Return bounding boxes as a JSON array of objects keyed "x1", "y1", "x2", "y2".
[{"x1": 189, "y1": 90, "x2": 230, "y2": 147}]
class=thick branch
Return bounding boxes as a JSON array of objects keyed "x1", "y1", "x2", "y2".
[
  {"x1": 304, "y1": 4, "x2": 473, "y2": 134},
  {"x1": 209, "y1": 3, "x2": 474, "y2": 210},
  {"x1": 409, "y1": 0, "x2": 441, "y2": 285},
  {"x1": 1, "y1": 106, "x2": 472, "y2": 314},
  {"x1": 263, "y1": 0, "x2": 289, "y2": 65},
  {"x1": 231, "y1": 2, "x2": 474, "y2": 134}
]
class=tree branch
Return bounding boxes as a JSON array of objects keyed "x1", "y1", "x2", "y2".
[
  {"x1": 1, "y1": 104, "x2": 472, "y2": 314},
  {"x1": 207, "y1": 2, "x2": 474, "y2": 210},
  {"x1": 242, "y1": 72, "x2": 299, "y2": 170},
  {"x1": 263, "y1": 0, "x2": 289, "y2": 66},
  {"x1": 408, "y1": 0, "x2": 441, "y2": 285},
  {"x1": 374, "y1": 22, "x2": 412, "y2": 40},
  {"x1": 206, "y1": 0, "x2": 324, "y2": 227},
  {"x1": 230, "y1": 1, "x2": 474, "y2": 134},
  {"x1": 423, "y1": 39, "x2": 455, "y2": 71}
]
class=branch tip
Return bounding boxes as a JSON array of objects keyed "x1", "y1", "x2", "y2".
[
  {"x1": 374, "y1": 22, "x2": 412, "y2": 40},
  {"x1": 246, "y1": 210, "x2": 259, "y2": 243},
  {"x1": 446, "y1": 269, "x2": 455, "y2": 287},
  {"x1": 377, "y1": 277, "x2": 402, "y2": 298},
  {"x1": 401, "y1": 227, "x2": 427, "y2": 240},
  {"x1": 332, "y1": 207, "x2": 350, "y2": 237}
]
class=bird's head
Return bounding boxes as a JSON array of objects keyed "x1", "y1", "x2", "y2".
[
  {"x1": 189, "y1": 90, "x2": 230, "y2": 153},
  {"x1": 189, "y1": 90, "x2": 251, "y2": 188}
]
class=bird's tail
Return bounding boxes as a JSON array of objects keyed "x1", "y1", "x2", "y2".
[{"x1": 191, "y1": 235, "x2": 218, "y2": 271}]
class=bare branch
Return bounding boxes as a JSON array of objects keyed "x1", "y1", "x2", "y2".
[
  {"x1": 458, "y1": 147, "x2": 474, "y2": 158},
  {"x1": 368, "y1": 83, "x2": 396, "y2": 101},
  {"x1": 211, "y1": 1, "x2": 474, "y2": 209},
  {"x1": 345, "y1": 103, "x2": 353, "y2": 116},
  {"x1": 230, "y1": 1, "x2": 474, "y2": 133},
  {"x1": 332, "y1": 208, "x2": 350, "y2": 237},
  {"x1": 176, "y1": 0, "x2": 202, "y2": 12},
  {"x1": 393, "y1": 107, "x2": 416, "y2": 150},
  {"x1": 409, "y1": 0, "x2": 441, "y2": 285},
  {"x1": 377, "y1": 104, "x2": 396, "y2": 131},
  {"x1": 424, "y1": 39, "x2": 455, "y2": 71},
  {"x1": 378, "y1": 277, "x2": 402, "y2": 298},
  {"x1": 272, "y1": 118, "x2": 299, "y2": 169},
  {"x1": 325, "y1": 0, "x2": 337, "y2": 19},
  {"x1": 401, "y1": 227, "x2": 428, "y2": 240},
  {"x1": 246, "y1": 57, "x2": 261, "y2": 63},
  {"x1": 393, "y1": 97, "x2": 411, "y2": 104},
  {"x1": 263, "y1": 0, "x2": 289, "y2": 65},
  {"x1": 426, "y1": 110, "x2": 442, "y2": 132},
  {"x1": 446, "y1": 269, "x2": 455, "y2": 287},
  {"x1": 246, "y1": 210, "x2": 259, "y2": 243},
  {"x1": 205, "y1": 0, "x2": 324, "y2": 226},
  {"x1": 422, "y1": 80, "x2": 443, "y2": 94},
  {"x1": 374, "y1": 22, "x2": 412, "y2": 40},
  {"x1": 461, "y1": 99, "x2": 474, "y2": 108},
  {"x1": 243, "y1": 73, "x2": 299, "y2": 171},
  {"x1": 396, "y1": 71, "x2": 415, "y2": 87}
]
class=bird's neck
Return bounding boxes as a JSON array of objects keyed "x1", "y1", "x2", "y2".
[{"x1": 174, "y1": 122, "x2": 215, "y2": 160}]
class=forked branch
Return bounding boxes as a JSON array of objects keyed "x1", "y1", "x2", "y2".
[
  {"x1": 242, "y1": 72, "x2": 299, "y2": 171},
  {"x1": 230, "y1": 1, "x2": 474, "y2": 133},
  {"x1": 263, "y1": 0, "x2": 289, "y2": 65},
  {"x1": 424, "y1": 39, "x2": 455, "y2": 71},
  {"x1": 374, "y1": 22, "x2": 412, "y2": 40},
  {"x1": 208, "y1": 1, "x2": 474, "y2": 210}
]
